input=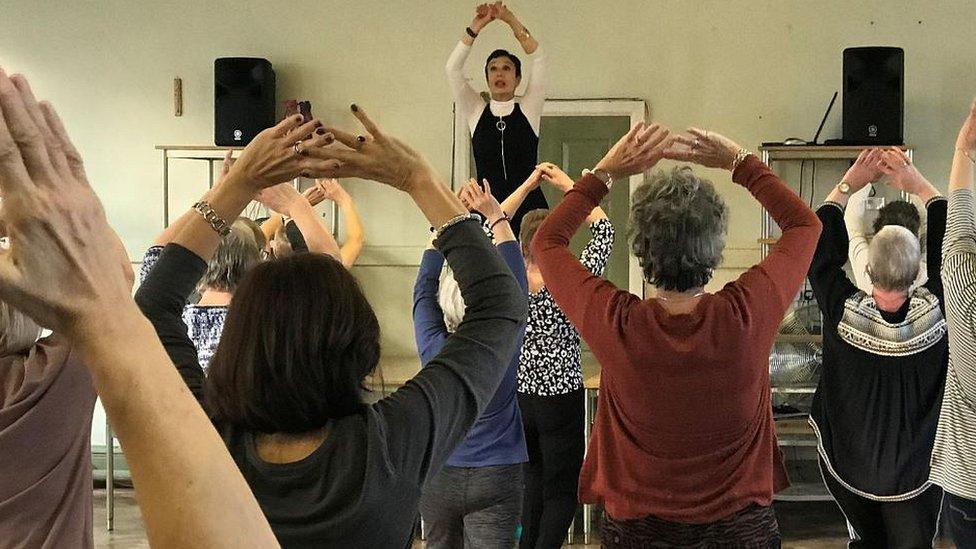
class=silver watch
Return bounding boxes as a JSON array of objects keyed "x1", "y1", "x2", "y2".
[{"x1": 584, "y1": 168, "x2": 613, "y2": 189}]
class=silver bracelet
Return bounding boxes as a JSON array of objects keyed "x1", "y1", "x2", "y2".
[
  {"x1": 434, "y1": 213, "x2": 479, "y2": 239},
  {"x1": 730, "y1": 148, "x2": 753, "y2": 172},
  {"x1": 192, "y1": 201, "x2": 231, "y2": 236}
]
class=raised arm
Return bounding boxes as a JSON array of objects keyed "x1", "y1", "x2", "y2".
[
  {"x1": 538, "y1": 162, "x2": 608, "y2": 224},
  {"x1": 446, "y1": 5, "x2": 493, "y2": 133},
  {"x1": 0, "y1": 72, "x2": 344, "y2": 548},
  {"x1": 312, "y1": 106, "x2": 526, "y2": 484},
  {"x1": 845, "y1": 184, "x2": 873, "y2": 291},
  {"x1": 826, "y1": 150, "x2": 884, "y2": 301},
  {"x1": 499, "y1": 168, "x2": 543, "y2": 218},
  {"x1": 876, "y1": 147, "x2": 945, "y2": 298},
  {"x1": 942, "y1": 100, "x2": 976, "y2": 396},
  {"x1": 459, "y1": 177, "x2": 528, "y2": 289},
  {"x1": 257, "y1": 182, "x2": 341, "y2": 259},
  {"x1": 665, "y1": 128, "x2": 822, "y2": 316},
  {"x1": 318, "y1": 179, "x2": 366, "y2": 267},
  {"x1": 412, "y1": 241, "x2": 449, "y2": 366},
  {"x1": 492, "y1": 3, "x2": 545, "y2": 129}
]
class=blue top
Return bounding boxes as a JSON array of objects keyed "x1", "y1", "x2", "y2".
[{"x1": 412, "y1": 241, "x2": 529, "y2": 467}]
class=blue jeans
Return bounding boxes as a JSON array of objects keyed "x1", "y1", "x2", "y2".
[{"x1": 947, "y1": 493, "x2": 976, "y2": 549}]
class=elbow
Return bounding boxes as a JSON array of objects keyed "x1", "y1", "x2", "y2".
[{"x1": 498, "y1": 274, "x2": 529, "y2": 325}]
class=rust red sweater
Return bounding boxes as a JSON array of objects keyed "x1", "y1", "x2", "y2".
[{"x1": 531, "y1": 155, "x2": 821, "y2": 523}]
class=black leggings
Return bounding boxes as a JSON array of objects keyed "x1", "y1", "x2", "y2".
[
  {"x1": 517, "y1": 389, "x2": 585, "y2": 549},
  {"x1": 821, "y1": 459, "x2": 943, "y2": 549}
]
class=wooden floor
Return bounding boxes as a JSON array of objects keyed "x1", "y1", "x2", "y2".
[{"x1": 92, "y1": 489, "x2": 954, "y2": 548}]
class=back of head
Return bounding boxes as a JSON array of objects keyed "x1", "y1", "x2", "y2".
[
  {"x1": 202, "y1": 218, "x2": 262, "y2": 293},
  {"x1": 237, "y1": 217, "x2": 267, "y2": 251},
  {"x1": 206, "y1": 252, "x2": 380, "y2": 433},
  {"x1": 0, "y1": 300, "x2": 42, "y2": 356},
  {"x1": 868, "y1": 225, "x2": 920, "y2": 293},
  {"x1": 438, "y1": 268, "x2": 465, "y2": 333},
  {"x1": 629, "y1": 167, "x2": 728, "y2": 291},
  {"x1": 519, "y1": 209, "x2": 550, "y2": 262},
  {"x1": 873, "y1": 201, "x2": 921, "y2": 236}
]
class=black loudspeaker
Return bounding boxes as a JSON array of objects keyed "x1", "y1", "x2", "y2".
[
  {"x1": 842, "y1": 47, "x2": 904, "y2": 145},
  {"x1": 215, "y1": 57, "x2": 276, "y2": 146}
]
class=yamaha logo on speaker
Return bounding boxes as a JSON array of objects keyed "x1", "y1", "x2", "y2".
[
  {"x1": 868, "y1": 125, "x2": 878, "y2": 138},
  {"x1": 233, "y1": 129, "x2": 243, "y2": 141}
]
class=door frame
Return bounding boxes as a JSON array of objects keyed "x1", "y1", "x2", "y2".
[{"x1": 452, "y1": 98, "x2": 647, "y2": 295}]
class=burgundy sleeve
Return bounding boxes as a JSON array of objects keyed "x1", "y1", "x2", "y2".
[{"x1": 728, "y1": 156, "x2": 822, "y2": 315}]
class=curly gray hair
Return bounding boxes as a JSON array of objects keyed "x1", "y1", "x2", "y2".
[{"x1": 629, "y1": 167, "x2": 728, "y2": 291}]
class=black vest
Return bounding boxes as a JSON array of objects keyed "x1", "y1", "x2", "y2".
[{"x1": 471, "y1": 103, "x2": 549, "y2": 236}]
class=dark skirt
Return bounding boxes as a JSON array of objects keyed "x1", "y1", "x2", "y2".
[{"x1": 602, "y1": 503, "x2": 780, "y2": 548}]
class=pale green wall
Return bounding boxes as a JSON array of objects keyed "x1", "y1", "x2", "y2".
[{"x1": 2, "y1": 0, "x2": 974, "y2": 362}]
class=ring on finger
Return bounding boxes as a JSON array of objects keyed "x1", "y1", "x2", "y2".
[
  {"x1": 356, "y1": 135, "x2": 367, "y2": 148},
  {"x1": 293, "y1": 141, "x2": 304, "y2": 156},
  {"x1": 692, "y1": 139, "x2": 700, "y2": 149}
]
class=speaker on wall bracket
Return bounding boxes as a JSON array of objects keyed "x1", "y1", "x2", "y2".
[
  {"x1": 215, "y1": 57, "x2": 276, "y2": 146},
  {"x1": 842, "y1": 46, "x2": 904, "y2": 145}
]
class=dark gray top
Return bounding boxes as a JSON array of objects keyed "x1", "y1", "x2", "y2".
[{"x1": 134, "y1": 219, "x2": 528, "y2": 548}]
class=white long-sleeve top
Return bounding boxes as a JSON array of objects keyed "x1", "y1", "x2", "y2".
[
  {"x1": 844, "y1": 184, "x2": 927, "y2": 292},
  {"x1": 445, "y1": 41, "x2": 547, "y2": 136}
]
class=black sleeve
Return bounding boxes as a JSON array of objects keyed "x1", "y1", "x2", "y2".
[
  {"x1": 372, "y1": 219, "x2": 528, "y2": 485},
  {"x1": 923, "y1": 196, "x2": 948, "y2": 303},
  {"x1": 133, "y1": 243, "x2": 208, "y2": 405},
  {"x1": 809, "y1": 203, "x2": 859, "y2": 325}
]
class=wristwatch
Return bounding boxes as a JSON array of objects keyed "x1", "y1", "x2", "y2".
[
  {"x1": 584, "y1": 168, "x2": 613, "y2": 190},
  {"x1": 837, "y1": 181, "x2": 852, "y2": 195}
]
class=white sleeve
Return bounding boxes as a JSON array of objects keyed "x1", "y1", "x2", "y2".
[
  {"x1": 518, "y1": 47, "x2": 548, "y2": 135},
  {"x1": 845, "y1": 185, "x2": 872, "y2": 292},
  {"x1": 445, "y1": 41, "x2": 485, "y2": 135}
]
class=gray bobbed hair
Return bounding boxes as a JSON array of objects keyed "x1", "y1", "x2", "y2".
[{"x1": 867, "y1": 225, "x2": 920, "y2": 293}]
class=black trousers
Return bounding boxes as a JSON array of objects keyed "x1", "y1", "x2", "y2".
[
  {"x1": 517, "y1": 389, "x2": 585, "y2": 549},
  {"x1": 821, "y1": 460, "x2": 943, "y2": 549},
  {"x1": 946, "y1": 493, "x2": 976, "y2": 549}
]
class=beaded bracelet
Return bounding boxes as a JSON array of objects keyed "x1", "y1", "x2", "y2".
[
  {"x1": 434, "y1": 213, "x2": 479, "y2": 239},
  {"x1": 489, "y1": 214, "x2": 511, "y2": 232},
  {"x1": 192, "y1": 201, "x2": 231, "y2": 236}
]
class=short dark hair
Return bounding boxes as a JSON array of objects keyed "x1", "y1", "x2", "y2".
[
  {"x1": 205, "y1": 253, "x2": 381, "y2": 433},
  {"x1": 485, "y1": 49, "x2": 522, "y2": 79},
  {"x1": 873, "y1": 201, "x2": 921, "y2": 236},
  {"x1": 629, "y1": 167, "x2": 728, "y2": 292},
  {"x1": 519, "y1": 209, "x2": 550, "y2": 260}
]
